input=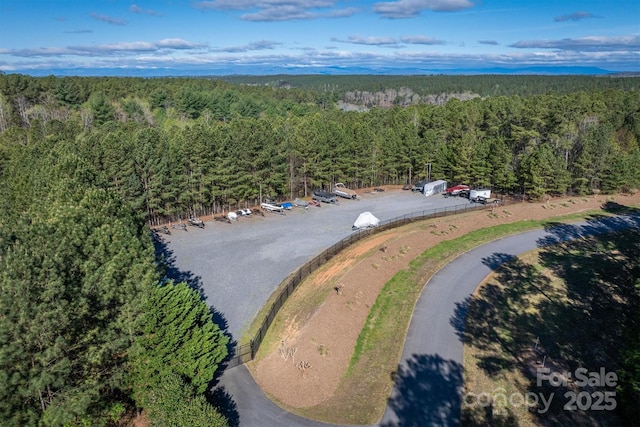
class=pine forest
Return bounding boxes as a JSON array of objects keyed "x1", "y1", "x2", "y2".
[{"x1": 0, "y1": 73, "x2": 639, "y2": 426}]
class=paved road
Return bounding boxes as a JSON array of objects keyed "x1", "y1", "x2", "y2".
[
  {"x1": 211, "y1": 213, "x2": 639, "y2": 427},
  {"x1": 379, "y1": 213, "x2": 640, "y2": 427}
]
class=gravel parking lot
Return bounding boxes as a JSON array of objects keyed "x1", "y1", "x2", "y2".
[{"x1": 161, "y1": 189, "x2": 471, "y2": 340}]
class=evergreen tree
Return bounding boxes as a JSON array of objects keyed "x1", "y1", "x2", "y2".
[
  {"x1": 129, "y1": 281, "x2": 229, "y2": 407},
  {"x1": 89, "y1": 92, "x2": 115, "y2": 126},
  {"x1": 0, "y1": 187, "x2": 157, "y2": 426},
  {"x1": 145, "y1": 374, "x2": 228, "y2": 427}
]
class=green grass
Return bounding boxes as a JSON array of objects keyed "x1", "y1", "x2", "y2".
[
  {"x1": 247, "y1": 204, "x2": 636, "y2": 425},
  {"x1": 336, "y1": 209, "x2": 630, "y2": 423}
]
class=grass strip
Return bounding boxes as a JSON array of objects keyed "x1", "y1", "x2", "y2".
[
  {"x1": 323, "y1": 209, "x2": 625, "y2": 424},
  {"x1": 250, "y1": 205, "x2": 635, "y2": 424}
]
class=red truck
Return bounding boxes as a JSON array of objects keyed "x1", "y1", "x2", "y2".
[{"x1": 444, "y1": 184, "x2": 470, "y2": 197}]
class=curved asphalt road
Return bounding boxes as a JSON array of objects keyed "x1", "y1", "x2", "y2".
[{"x1": 215, "y1": 213, "x2": 639, "y2": 427}]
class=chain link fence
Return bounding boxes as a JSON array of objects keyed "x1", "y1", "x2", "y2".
[{"x1": 227, "y1": 199, "x2": 513, "y2": 367}]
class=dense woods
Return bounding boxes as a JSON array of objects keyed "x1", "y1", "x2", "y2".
[
  {"x1": 219, "y1": 73, "x2": 640, "y2": 99},
  {"x1": 0, "y1": 74, "x2": 232, "y2": 426},
  {"x1": 0, "y1": 73, "x2": 639, "y2": 425},
  {"x1": 1, "y1": 74, "x2": 639, "y2": 225}
]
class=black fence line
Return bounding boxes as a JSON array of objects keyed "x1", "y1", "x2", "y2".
[{"x1": 226, "y1": 199, "x2": 515, "y2": 367}]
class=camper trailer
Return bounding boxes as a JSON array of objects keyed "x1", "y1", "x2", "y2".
[
  {"x1": 469, "y1": 189, "x2": 491, "y2": 202},
  {"x1": 422, "y1": 180, "x2": 447, "y2": 197}
]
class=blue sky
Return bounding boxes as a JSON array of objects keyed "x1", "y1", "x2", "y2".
[{"x1": 0, "y1": 0, "x2": 638, "y2": 75}]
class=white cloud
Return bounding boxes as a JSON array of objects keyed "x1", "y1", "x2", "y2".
[
  {"x1": 90, "y1": 12, "x2": 127, "y2": 26},
  {"x1": 212, "y1": 40, "x2": 282, "y2": 52},
  {"x1": 194, "y1": 0, "x2": 336, "y2": 11},
  {"x1": 554, "y1": 11, "x2": 600, "y2": 22},
  {"x1": 400, "y1": 35, "x2": 446, "y2": 45},
  {"x1": 193, "y1": 0, "x2": 354, "y2": 21},
  {"x1": 2, "y1": 39, "x2": 207, "y2": 58},
  {"x1": 3, "y1": 46, "x2": 638, "y2": 73},
  {"x1": 373, "y1": 0, "x2": 474, "y2": 19},
  {"x1": 510, "y1": 35, "x2": 640, "y2": 52},
  {"x1": 2, "y1": 32, "x2": 639, "y2": 73},
  {"x1": 332, "y1": 35, "x2": 400, "y2": 46},
  {"x1": 130, "y1": 4, "x2": 162, "y2": 16},
  {"x1": 156, "y1": 39, "x2": 206, "y2": 49}
]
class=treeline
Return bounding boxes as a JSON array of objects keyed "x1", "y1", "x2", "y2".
[
  {"x1": 0, "y1": 73, "x2": 325, "y2": 131},
  {"x1": 1, "y1": 74, "x2": 639, "y2": 226},
  {"x1": 220, "y1": 73, "x2": 640, "y2": 98},
  {"x1": 0, "y1": 79, "x2": 233, "y2": 424}
]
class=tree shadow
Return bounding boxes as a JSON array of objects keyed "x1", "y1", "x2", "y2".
[
  {"x1": 209, "y1": 386, "x2": 240, "y2": 427},
  {"x1": 481, "y1": 252, "x2": 516, "y2": 270},
  {"x1": 452, "y1": 256, "x2": 547, "y2": 376},
  {"x1": 382, "y1": 354, "x2": 463, "y2": 427},
  {"x1": 600, "y1": 200, "x2": 640, "y2": 215},
  {"x1": 461, "y1": 402, "x2": 519, "y2": 427},
  {"x1": 153, "y1": 235, "x2": 205, "y2": 295},
  {"x1": 458, "y1": 209, "x2": 640, "y2": 425},
  {"x1": 152, "y1": 235, "x2": 240, "y2": 425},
  {"x1": 209, "y1": 307, "x2": 238, "y2": 386},
  {"x1": 538, "y1": 208, "x2": 640, "y2": 249}
]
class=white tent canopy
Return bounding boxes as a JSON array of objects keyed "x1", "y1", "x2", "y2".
[{"x1": 352, "y1": 211, "x2": 380, "y2": 230}]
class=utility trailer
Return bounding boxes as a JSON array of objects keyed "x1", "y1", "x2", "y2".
[
  {"x1": 469, "y1": 189, "x2": 491, "y2": 201},
  {"x1": 469, "y1": 189, "x2": 501, "y2": 205},
  {"x1": 312, "y1": 190, "x2": 338, "y2": 204}
]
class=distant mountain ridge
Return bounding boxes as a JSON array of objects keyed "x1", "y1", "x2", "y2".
[{"x1": 8, "y1": 65, "x2": 631, "y2": 78}]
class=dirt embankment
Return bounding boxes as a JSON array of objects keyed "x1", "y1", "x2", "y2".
[{"x1": 250, "y1": 193, "x2": 640, "y2": 411}]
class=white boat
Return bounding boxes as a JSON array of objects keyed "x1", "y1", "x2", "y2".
[
  {"x1": 260, "y1": 202, "x2": 284, "y2": 214},
  {"x1": 293, "y1": 198, "x2": 309, "y2": 208},
  {"x1": 352, "y1": 211, "x2": 380, "y2": 230}
]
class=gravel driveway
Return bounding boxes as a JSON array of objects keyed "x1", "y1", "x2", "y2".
[{"x1": 161, "y1": 190, "x2": 470, "y2": 340}]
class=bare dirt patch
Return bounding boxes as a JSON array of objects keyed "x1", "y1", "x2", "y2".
[{"x1": 249, "y1": 192, "x2": 640, "y2": 418}]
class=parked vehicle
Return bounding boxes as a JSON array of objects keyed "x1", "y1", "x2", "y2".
[
  {"x1": 469, "y1": 189, "x2": 491, "y2": 202},
  {"x1": 214, "y1": 215, "x2": 231, "y2": 223},
  {"x1": 333, "y1": 183, "x2": 358, "y2": 199},
  {"x1": 312, "y1": 190, "x2": 337, "y2": 204},
  {"x1": 422, "y1": 180, "x2": 448, "y2": 197},
  {"x1": 171, "y1": 221, "x2": 187, "y2": 231},
  {"x1": 444, "y1": 184, "x2": 470, "y2": 197},
  {"x1": 156, "y1": 225, "x2": 171, "y2": 235},
  {"x1": 260, "y1": 202, "x2": 285, "y2": 213},
  {"x1": 188, "y1": 217, "x2": 205, "y2": 228},
  {"x1": 412, "y1": 179, "x2": 427, "y2": 192},
  {"x1": 293, "y1": 198, "x2": 309, "y2": 208}
]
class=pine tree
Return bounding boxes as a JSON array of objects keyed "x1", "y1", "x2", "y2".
[
  {"x1": 0, "y1": 187, "x2": 157, "y2": 426},
  {"x1": 129, "y1": 281, "x2": 229, "y2": 406},
  {"x1": 144, "y1": 374, "x2": 228, "y2": 427}
]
